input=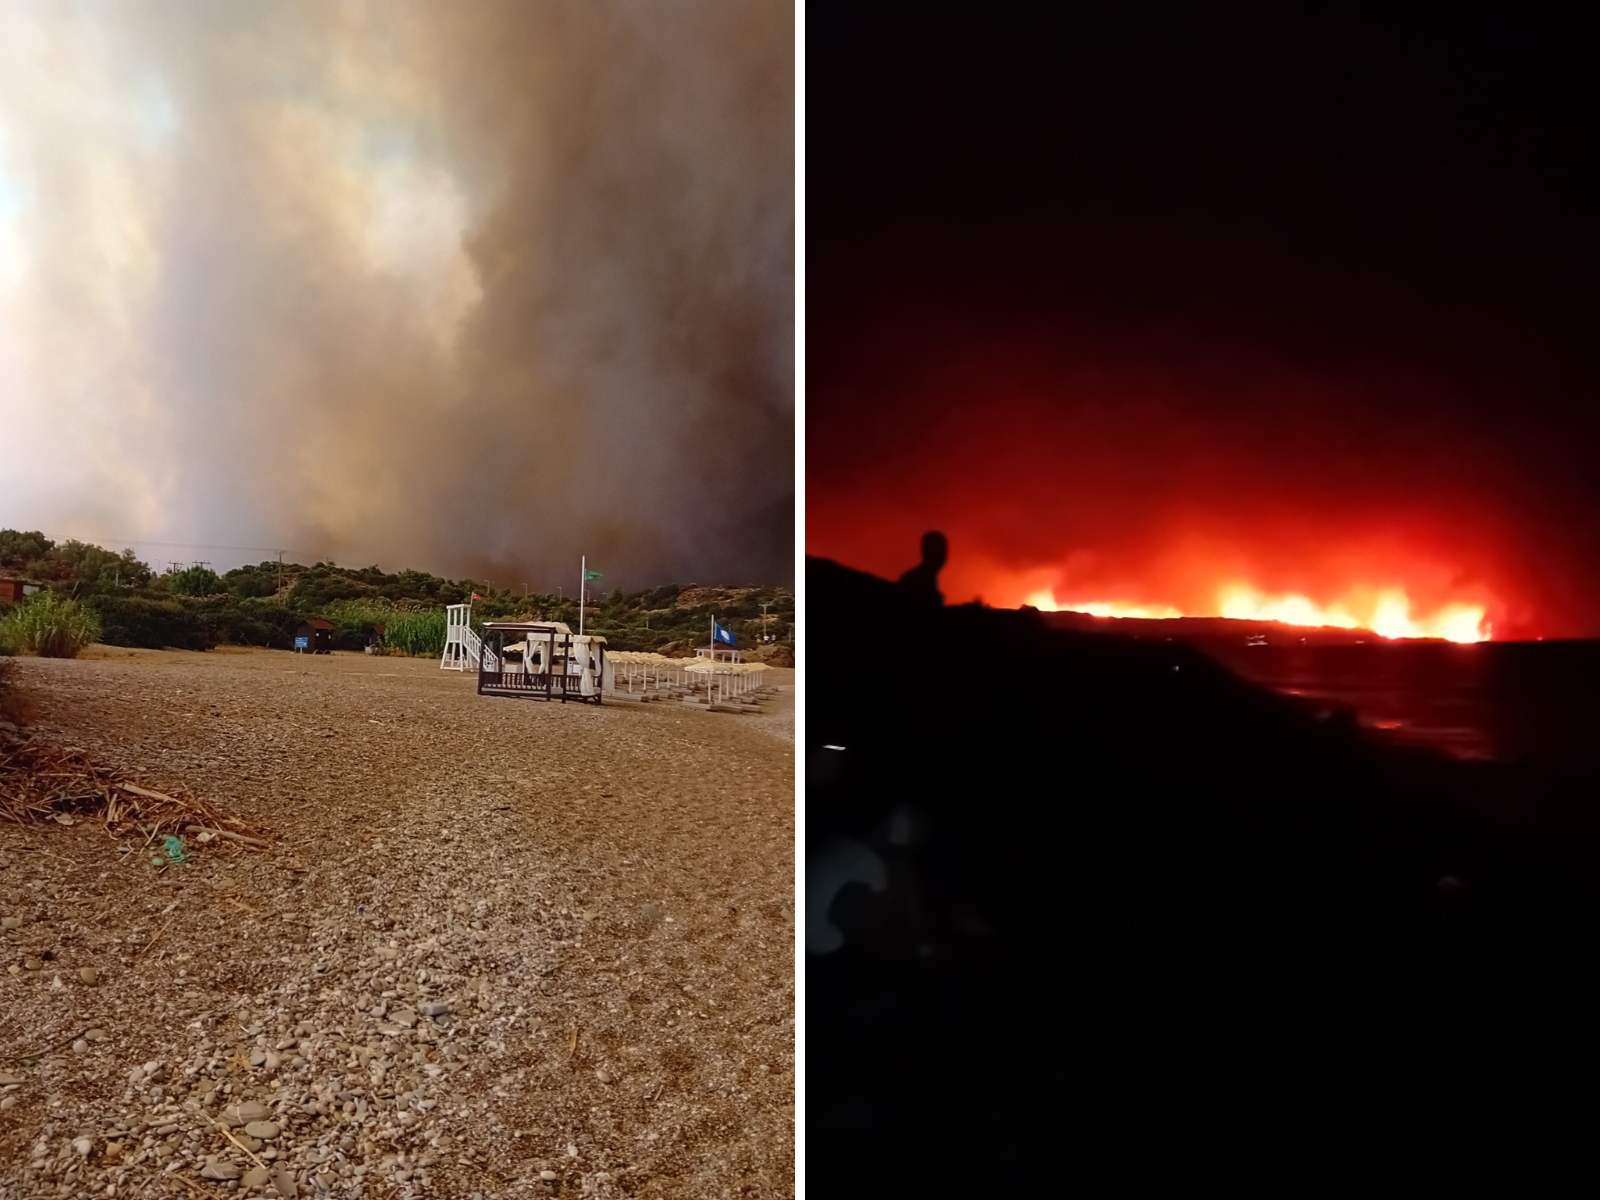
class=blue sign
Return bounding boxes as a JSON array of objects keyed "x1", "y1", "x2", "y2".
[{"x1": 294, "y1": 636, "x2": 309, "y2": 649}]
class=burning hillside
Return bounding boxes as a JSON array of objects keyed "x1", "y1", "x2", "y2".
[{"x1": 1025, "y1": 584, "x2": 1491, "y2": 642}]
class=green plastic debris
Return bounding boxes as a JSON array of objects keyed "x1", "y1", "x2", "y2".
[{"x1": 162, "y1": 835, "x2": 186, "y2": 864}]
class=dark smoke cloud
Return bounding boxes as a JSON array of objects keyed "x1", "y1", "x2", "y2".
[{"x1": 0, "y1": 1, "x2": 793, "y2": 589}]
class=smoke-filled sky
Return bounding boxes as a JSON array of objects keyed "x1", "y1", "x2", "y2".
[
  {"x1": 808, "y1": 10, "x2": 1600, "y2": 640},
  {"x1": 0, "y1": 0, "x2": 793, "y2": 589}
]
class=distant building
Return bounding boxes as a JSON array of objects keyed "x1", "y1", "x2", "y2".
[
  {"x1": 0, "y1": 577, "x2": 43, "y2": 606},
  {"x1": 294, "y1": 618, "x2": 334, "y2": 654}
]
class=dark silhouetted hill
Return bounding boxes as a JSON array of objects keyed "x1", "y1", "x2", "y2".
[{"x1": 807, "y1": 553, "x2": 1600, "y2": 1196}]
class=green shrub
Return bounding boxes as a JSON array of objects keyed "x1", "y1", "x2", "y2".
[
  {"x1": 1, "y1": 593, "x2": 101, "y2": 658},
  {"x1": 83, "y1": 595, "x2": 209, "y2": 650},
  {"x1": 223, "y1": 564, "x2": 279, "y2": 599},
  {"x1": 320, "y1": 599, "x2": 395, "y2": 651},
  {"x1": 170, "y1": 565, "x2": 223, "y2": 596},
  {"x1": 230, "y1": 600, "x2": 301, "y2": 649},
  {"x1": 380, "y1": 609, "x2": 447, "y2": 657}
]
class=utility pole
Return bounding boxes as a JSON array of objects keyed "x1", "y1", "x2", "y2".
[
  {"x1": 276, "y1": 550, "x2": 285, "y2": 593},
  {"x1": 760, "y1": 602, "x2": 773, "y2": 642}
]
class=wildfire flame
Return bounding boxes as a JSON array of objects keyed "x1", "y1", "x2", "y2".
[{"x1": 1024, "y1": 585, "x2": 1491, "y2": 643}]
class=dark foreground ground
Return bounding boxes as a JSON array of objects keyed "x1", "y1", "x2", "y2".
[{"x1": 807, "y1": 556, "x2": 1600, "y2": 1198}]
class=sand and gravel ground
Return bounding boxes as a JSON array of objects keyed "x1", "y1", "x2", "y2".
[{"x1": 0, "y1": 647, "x2": 794, "y2": 1199}]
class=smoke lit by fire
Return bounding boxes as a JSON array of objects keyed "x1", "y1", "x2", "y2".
[{"x1": 804, "y1": 330, "x2": 1578, "y2": 639}]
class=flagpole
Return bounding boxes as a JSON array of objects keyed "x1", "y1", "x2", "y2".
[{"x1": 580, "y1": 555, "x2": 585, "y2": 638}]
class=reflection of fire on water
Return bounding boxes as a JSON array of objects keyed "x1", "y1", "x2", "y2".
[{"x1": 1024, "y1": 584, "x2": 1491, "y2": 643}]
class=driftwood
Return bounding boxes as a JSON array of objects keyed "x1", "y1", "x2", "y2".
[
  {"x1": 0, "y1": 729, "x2": 266, "y2": 847},
  {"x1": 119, "y1": 782, "x2": 183, "y2": 804},
  {"x1": 183, "y1": 824, "x2": 269, "y2": 849}
]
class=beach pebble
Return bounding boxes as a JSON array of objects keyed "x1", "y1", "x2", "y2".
[
  {"x1": 249, "y1": 1048, "x2": 267, "y2": 1067},
  {"x1": 72, "y1": 1136, "x2": 92, "y2": 1156},
  {"x1": 85, "y1": 1027, "x2": 106, "y2": 1041},
  {"x1": 22, "y1": 956, "x2": 41, "y2": 971},
  {"x1": 244, "y1": 1120, "x2": 280, "y2": 1139},
  {"x1": 79, "y1": 966, "x2": 97, "y2": 985},
  {"x1": 0, "y1": 1096, "x2": 15, "y2": 1111},
  {"x1": 541, "y1": 1170, "x2": 558, "y2": 1180},
  {"x1": 418, "y1": 1001, "x2": 450, "y2": 1017},
  {"x1": 392, "y1": 1008, "x2": 419, "y2": 1028},
  {"x1": 200, "y1": 1161, "x2": 242, "y2": 1180},
  {"x1": 71, "y1": 1039, "x2": 89, "y2": 1055},
  {"x1": 242, "y1": 1166, "x2": 271, "y2": 1188},
  {"x1": 2, "y1": 916, "x2": 23, "y2": 929},
  {"x1": 238, "y1": 1101, "x2": 272, "y2": 1121}
]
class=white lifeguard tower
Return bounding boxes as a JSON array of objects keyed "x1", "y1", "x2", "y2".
[{"x1": 441, "y1": 603, "x2": 496, "y2": 671}]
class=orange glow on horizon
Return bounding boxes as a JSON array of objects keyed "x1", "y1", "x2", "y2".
[{"x1": 1023, "y1": 585, "x2": 1491, "y2": 643}]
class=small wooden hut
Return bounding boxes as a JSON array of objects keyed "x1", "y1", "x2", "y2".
[
  {"x1": 0, "y1": 577, "x2": 43, "y2": 606},
  {"x1": 294, "y1": 618, "x2": 334, "y2": 654}
]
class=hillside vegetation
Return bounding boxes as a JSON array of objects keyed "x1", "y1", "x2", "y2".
[{"x1": 0, "y1": 530, "x2": 793, "y2": 662}]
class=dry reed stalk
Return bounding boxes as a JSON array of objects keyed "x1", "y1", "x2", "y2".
[{"x1": 0, "y1": 728, "x2": 266, "y2": 846}]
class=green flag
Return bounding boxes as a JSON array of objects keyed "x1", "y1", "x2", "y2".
[{"x1": 585, "y1": 568, "x2": 602, "y2": 581}]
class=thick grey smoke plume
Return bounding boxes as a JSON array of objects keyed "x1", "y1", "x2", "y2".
[{"x1": 0, "y1": 1, "x2": 793, "y2": 588}]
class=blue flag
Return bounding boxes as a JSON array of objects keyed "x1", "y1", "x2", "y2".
[{"x1": 713, "y1": 621, "x2": 737, "y2": 646}]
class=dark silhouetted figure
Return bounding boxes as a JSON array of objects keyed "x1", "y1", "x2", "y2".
[{"x1": 897, "y1": 531, "x2": 948, "y2": 606}]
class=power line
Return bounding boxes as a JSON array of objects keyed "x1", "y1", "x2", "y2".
[
  {"x1": 52, "y1": 534, "x2": 403, "y2": 568},
  {"x1": 57, "y1": 536, "x2": 302, "y2": 556}
]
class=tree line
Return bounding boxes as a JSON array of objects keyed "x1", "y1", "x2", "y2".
[{"x1": 0, "y1": 530, "x2": 793, "y2": 659}]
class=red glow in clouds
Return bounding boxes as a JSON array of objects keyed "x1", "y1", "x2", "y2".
[
  {"x1": 806, "y1": 343, "x2": 1571, "y2": 640},
  {"x1": 1022, "y1": 585, "x2": 1491, "y2": 642}
]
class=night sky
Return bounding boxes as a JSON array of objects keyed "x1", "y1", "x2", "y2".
[{"x1": 808, "y1": 10, "x2": 1600, "y2": 639}]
